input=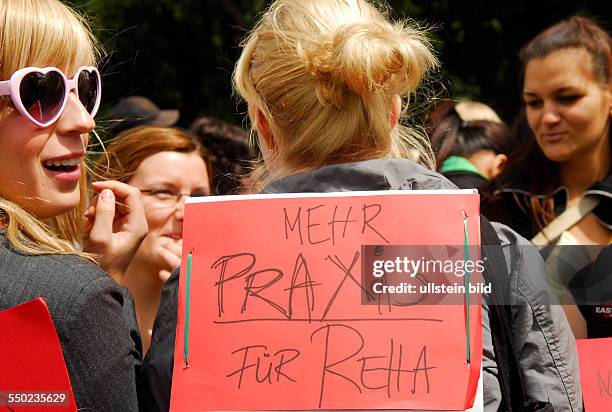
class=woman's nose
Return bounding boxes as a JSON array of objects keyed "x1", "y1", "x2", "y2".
[
  {"x1": 174, "y1": 196, "x2": 186, "y2": 221},
  {"x1": 55, "y1": 92, "x2": 96, "y2": 134},
  {"x1": 541, "y1": 101, "x2": 561, "y2": 126}
]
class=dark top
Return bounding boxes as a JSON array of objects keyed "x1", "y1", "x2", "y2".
[
  {"x1": 0, "y1": 231, "x2": 138, "y2": 411},
  {"x1": 486, "y1": 172, "x2": 612, "y2": 240},
  {"x1": 482, "y1": 173, "x2": 612, "y2": 338},
  {"x1": 139, "y1": 267, "x2": 179, "y2": 412},
  {"x1": 443, "y1": 170, "x2": 488, "y2": 190},
  {"x1": 487, "y1": 173, "x2": 612, "y2": 339},
  {"x1": 569, "y1": 246, "x2": 612, "y2": 338},
  {"x1": 439, "y1": 155, "x2": 488, "y2": 190}
]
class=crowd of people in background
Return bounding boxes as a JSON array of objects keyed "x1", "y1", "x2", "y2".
[{"x1": 0, "y1": 0, "x2": 610, "y2": 411}]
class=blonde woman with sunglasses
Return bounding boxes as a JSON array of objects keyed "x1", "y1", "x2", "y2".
[{"x1": 0, "y1": 0, "x2": 147, "y2": 410}]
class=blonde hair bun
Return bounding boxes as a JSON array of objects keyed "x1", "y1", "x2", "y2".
[
  {"x1": 234, "y1": 0, "x2": 438, "y2": 185},
  {"x1": 307, "y1": 20, "x2": 436, "y2": 108}
]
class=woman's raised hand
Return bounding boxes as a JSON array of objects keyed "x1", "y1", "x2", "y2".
[
  {"x1": 85, "y1": 180, "x2": 148, "y2": 282},
  {"x1": 156, "y1": 237, "x2": 182, "y2": 283}
]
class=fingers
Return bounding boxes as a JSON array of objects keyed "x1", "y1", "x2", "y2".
[
  {"x1": 85, "y1": 180, "x2": 149, "y2": 281},
  {"x1": 87, "y1": 189, "x2": 115, "y2": 246},
  {"x1": 84, "y1": 204, "x2": 95, "y2": 219},
  {"x1": 157, "y1": 240, "x2": 183, "y2": 271},
  {"x1": 91, "y1": 179, "x2": 138, "y2": 194},
  {"x1": 156, "y1": 241, "x2": 182, "y2": 283},
  {"x1": 159, "y1": 269, "x2": 172, "y2": 283},
  {"x1": 91, "y1": 180, "x2": 137, "y2": 214},
  {"x1": 167, "y1": 238, "x2": 183, "y2": 255},
  {"x1": 91, "y1": 180, "x2": 148, "y2": 236}
]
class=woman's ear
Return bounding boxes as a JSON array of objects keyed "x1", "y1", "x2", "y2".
[
  {"x1": 256, "y1": 110, "x2": 275, "y2": 152},
  {"x1": 249, "y1": 104, "x2": 276, "y2": 153},
  {"x1": 490, "y1": 154, "x2": 508, "y2": 179},
  {"x1": 249, "y1": 104, "x2": 277, "y2": 165},
  {"x1": 389, "y1": 95, "x2": 402, "y2": 128}
]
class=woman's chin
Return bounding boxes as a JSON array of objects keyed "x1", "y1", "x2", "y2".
[
  {"x1": 29, "y1": 193, "x2": 81, "y2": 219},
  {"x1": 541, "y1": 148, "x2": 572, "y2": 163}
]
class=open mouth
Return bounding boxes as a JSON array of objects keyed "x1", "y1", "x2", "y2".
[{"x1": 43, "y1": 157, "x2": 82, "y2": 173}]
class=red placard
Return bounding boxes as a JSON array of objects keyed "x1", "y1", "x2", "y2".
[
  {"x1": 0, "y1": 298, "x2": 77, "y2": 411},
  {"x1": 171, "y1": 190, "x2": 482, "y2": 411},
  {"x1": 577, "y1": 338, "x2": 612, "y2": 411}
]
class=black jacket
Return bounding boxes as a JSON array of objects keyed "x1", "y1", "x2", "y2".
[
  {"x1": 443, "y1": 170, "x2": 488, "y2": 190},
  {"x1": 569, "y1": 246, "x2": 612, "y2": 338},
  {"x1": 139, "y1": 266, "x2": 179, "y2": 412}
]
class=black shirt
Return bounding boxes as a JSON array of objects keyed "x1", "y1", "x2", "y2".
[{"x1": 569, "y1": 246, "x2": 612, "y2": 338}]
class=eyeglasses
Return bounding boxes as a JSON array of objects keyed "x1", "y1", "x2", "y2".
[
  {"x1": 140, "y1": 188, "x2": 208, "y2": 207},
  {"x1": 0, "y1": 66, "x2": 101, "y2": 128}
]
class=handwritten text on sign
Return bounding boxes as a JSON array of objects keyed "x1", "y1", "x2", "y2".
[{"x1": 171, "y1": 191, "x2": 482, "y2": 411}]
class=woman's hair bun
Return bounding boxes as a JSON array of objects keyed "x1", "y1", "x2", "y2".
[
  {"x1": 305, "y1": 20, "x2": 436, "y2": 107},
  {"x1": 233, "y1": 0, "x2": 439, "y2": 183}
]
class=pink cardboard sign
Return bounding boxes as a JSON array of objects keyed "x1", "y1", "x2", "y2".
[
  {"x1": 577, "y1": 338, "x2": 612, "y2": 411},
  {"x1": 0, "y1": 298, "x2": 77, "y2": 411},
  {"x1": 171, "y1": 191, "x2": 482, "y2": 411}
]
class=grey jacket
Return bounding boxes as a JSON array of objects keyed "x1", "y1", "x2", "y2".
[
  {"x1": 263, "y1": 158, "x2": 582, "y2": 412},
  {"x1": 0, "y1": 231, "x2": 138, "y2": 411}
]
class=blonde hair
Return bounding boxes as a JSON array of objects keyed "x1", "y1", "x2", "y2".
[
  {"x1": 233, "y1": 0, "x2": 438, "y2": 188},
  {"x1": 454, "y1": 101, "x2": 502, "y2": 124},
  {"x1": 0, "y1": 0, "x2": 99, "y2": 257}
]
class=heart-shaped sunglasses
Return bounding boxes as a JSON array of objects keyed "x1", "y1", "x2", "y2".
[{"x1": 0, "y1": 66, "x2": 101, "y2": 128}]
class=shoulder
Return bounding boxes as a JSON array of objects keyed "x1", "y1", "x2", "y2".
[
  {"x1": 442, "y1": 171, "x2": 487, "y2": 190},
  {"x1": 490, "y1": 221, "x2": 527, "y2": 247},
  {"x1": 489, "y1": 221, "x2": 557, "y2": 303},
  {"x1": 369, "y1": 158, "x2": 459, "y2": 191},
  {"x1": 263, "y1": 158, "x2": 460, "y2": 193},
  {"x1": 0, "y1": 238, "x2": 120, "y2": 317},
  {"x1": 586, "y1": 172, "x2": 612, "y2": 229}
]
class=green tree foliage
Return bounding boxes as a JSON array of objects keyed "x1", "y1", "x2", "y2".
[
  {"x1": 72, "y1": 0, "x2": 611, "y2": 129},
  {"x1": 390, "y1": 0, "x2": 611, "y2": 121},
  {"x1": 72, "y1": 0, "x2": 267, "y2": 130}
]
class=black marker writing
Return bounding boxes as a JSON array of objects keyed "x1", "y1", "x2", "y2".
[{"x1": 227, "y1": 345, "x2": 301, "y2": 388}]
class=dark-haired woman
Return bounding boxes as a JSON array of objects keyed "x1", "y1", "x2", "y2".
[{"x1": 485, "y1": 16, "x2": 612, "y2": 339}]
